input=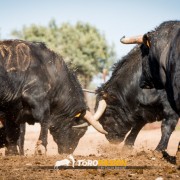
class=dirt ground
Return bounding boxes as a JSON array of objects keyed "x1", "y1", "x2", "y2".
[{"x1": 0, "y1": 123, "x2": 180, "y2": 179}]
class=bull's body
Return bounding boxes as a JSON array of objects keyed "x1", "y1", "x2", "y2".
[
  {"x1": 166, "y1": 28, "x2": 180, "y2": 114},
  {"x1": 0, "y1": 40, "x2": 88, "y2": 154},
  {"x1": 139, "y1": 21, "x2": 180, "y2": 115},
  {"x1": 119, "y1": 20, "x2": 180, "y2": 164},
  {"x1": 95, "y1": 46, "x2": 178, "y2": 151},
  {"x1": 138, "y1": 21, "x2": 180, "y2": 164}
]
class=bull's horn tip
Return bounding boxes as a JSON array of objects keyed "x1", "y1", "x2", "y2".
[{"x1": 120, "y1": 36, "x2": 125, "y2": 42}]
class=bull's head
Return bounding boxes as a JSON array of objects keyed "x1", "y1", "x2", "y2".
[
  {"x1": 49, "y1": 115, "x2": 86, "y2": 154},
  {"x1": 92, "y1": 91, "x2": 132, "y2": 144},
  {"x1": 49, "y1": 110, "x2": 107, "y2": 154},
  {"x1": 120, "y1": 34, "x2": 165, "y2": 90}
]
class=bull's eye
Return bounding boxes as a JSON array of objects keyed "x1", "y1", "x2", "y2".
[{"x1": 74, "y1": 113, "x2": 81, "y2": 118}]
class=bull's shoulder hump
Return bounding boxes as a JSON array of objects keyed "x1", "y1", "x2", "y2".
[
  {"x1": 0, "y1": 39, "x2": 63, "y2": 69},
  {"x1": 0, "y1": 39, "x2": 47, "y2": 50}
]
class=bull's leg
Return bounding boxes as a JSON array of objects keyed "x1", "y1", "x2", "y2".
[
  {"x1": 162, "y1": 142, "x2": 180, "y2": 165},
  {"x1": 155, "y1": 118, "x2": 178, "y2": 151},
  {"x1": 35, "y1": 121, "x2": 49, "y2": 155},
  {"x1": 17, "y1": 123, "x2": 26, "y2": 155},
  {"x1": 5, "y1": 119, "x2": 20, "y2": 155},
  {"x1": 124, "y1": 121, "x2": 146, "y2": 147},
  {"x1": 0, "y1": 126, "x2": 7, "y2": 149},
  {"x1": 22, "y1": 84, "x2": 50, "y2": 155},
  {"x1": 153, "y1": 117, "x2": 178, "y2": 164}
]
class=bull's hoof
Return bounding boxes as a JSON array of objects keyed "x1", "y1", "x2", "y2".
[
  {"x1": 34, "y1": 141, "x2": 46, "y2": 155},
  {"x1": 162, "y1": 151, "x2": 176, "y2": 165},
  {"x1": 5, "y1": 147, "x2": 19, "y2": 156}
]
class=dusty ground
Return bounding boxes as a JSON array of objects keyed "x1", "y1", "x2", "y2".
[{"x1": 0, "y1": 123, "x2": 180, "y2": 179}]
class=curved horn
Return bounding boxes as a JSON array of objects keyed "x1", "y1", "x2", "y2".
[
  {"x1": 120, "y1": 35, "x2": 143, "y2": 44},
  {"x1": 84, "y1": 110, "x2": 108, "y2": 134},
  {"x1": 72, "y1": 122, "x2": 89, "y2": 128},
  {"x1": 94, "y1": 99, "x2": 107, "y2": 121}
]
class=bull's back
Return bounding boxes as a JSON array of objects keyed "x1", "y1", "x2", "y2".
[
  {"x1": 0, "y1": 40, "x2": 58, "y2": 102},
  {"x1": 0, "y1": 40, "x2": 33, "y2": 72},
  {"x1": 107, "y1": 47, "x2": 166, "y2": 122}
]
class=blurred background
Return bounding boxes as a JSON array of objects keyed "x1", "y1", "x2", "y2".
[{"x1": 0, "y1": 0, "x2": 180, "y2": 129}]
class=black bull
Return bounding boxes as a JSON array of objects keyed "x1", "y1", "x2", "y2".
[
  {"x1": 0, "y1": 40, "x2": 106, "y2": 155},
  {"x1": 120, "y1": 20, "x2": 180, "y2": 163},
  {"x1": 95, "y1": 46, "x2": 179, "y2": 152},
  {"x1": 120, "y1": 21, "x2": 180, "y2": 114}
]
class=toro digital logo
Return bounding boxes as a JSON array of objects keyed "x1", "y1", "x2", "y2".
[{"x1": 54, "y1": 154, "x2": 127, "y2": 169}]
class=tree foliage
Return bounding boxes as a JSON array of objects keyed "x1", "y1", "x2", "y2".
[{"x1": 12, "y1": 20, "x2": 115, "y2": 87}]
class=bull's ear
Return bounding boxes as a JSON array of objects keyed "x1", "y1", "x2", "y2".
[{"x1": 143, "y1": 34, "x2": 151, "y2": 48}]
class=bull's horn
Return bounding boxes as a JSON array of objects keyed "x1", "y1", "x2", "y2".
[
  {"x1": 94, "y1": 99, "x2": 107, "y2": 121},
  {"x1": 72, "y1": 122, "x2": 89, "y2": 128},
  {"x1": 0, "y1": 121, "x2": 3, "y2": 128},
  {"x1": 82, "y1": 89, "x2": 95, "y2": 94},
  {"x1": 84, "y1": 110, "x2": 108, "y2": 134},
  {"x1": 120, "y1": 35, "x2": 143, "y2": 44}
]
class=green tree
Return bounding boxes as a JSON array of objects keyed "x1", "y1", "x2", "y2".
[{"x1": 12, "y1": 20, "x2": 115, "y2": 87}]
